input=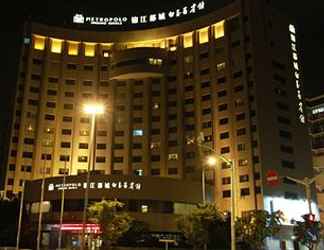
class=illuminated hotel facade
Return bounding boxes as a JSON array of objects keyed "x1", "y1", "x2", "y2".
[{"x1": 3, "y1": 0, "x2": 316, "y2": 247}]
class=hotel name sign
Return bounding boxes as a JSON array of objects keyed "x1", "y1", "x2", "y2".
[
  {"x1": 48, "y1": 180, "x2": 142, "y2": 192},
  {"x1": 73, "y1": 1, "x2": 206, "y2": 26}
]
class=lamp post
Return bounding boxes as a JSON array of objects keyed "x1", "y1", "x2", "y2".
[
  {"x1": 194, "y1": 135, "x2": 236, "y2": 250},
  {"x1": 81, "y1": 103, "x2": 104, "y2": 250},
  {"x1": 58, "y1": 155, "x2": 68, "y2": 249},
  {"x1": 36, "y1": 154, "x2": 49, "y2": 250},
  {"x1": 16, "y1": 180, "x2": 25, "y2": 250},
  {"x1": 159, "y1": 239, "x2": 177, "y2": 250},
  {"x1": 285, "y1": 171, "x2": 324, "y2": 215}
]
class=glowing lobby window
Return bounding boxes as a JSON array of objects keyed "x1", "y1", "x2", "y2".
[
  {"x1": 183, "y1": 32, "x2": 193, "y2": 48},
  {"x1": 50, "y1": 39, "x2": 62, "y2": 54},
  {"x1": 84, "y1": 43, "x2": 96, "y2": 57},
  {"x1": 34, "y1": 35, "x2": 45, "y2": 50},
  {"x1": 68, "y1": 41, "x2": 79, "y2": 56},
  {"x1": 199, "y1": 28, "x2": 209, "y2": 44},
  {"x1": 214, "y1": 20, "x2": 225, "y2": 39},
  {"x1": 148, "y1": 58, "x2": 162, "y2": 66}
]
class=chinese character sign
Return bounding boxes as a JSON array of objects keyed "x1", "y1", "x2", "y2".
[
  {"x1": 289, "y1": 24, "x2": 305, "y2": 124},
  {"x1": 73, "y1": 1, "x2": 206, "y2": 27},
  {"x1": 48, "y1": 180, "x2": 142, "y2": 191}
]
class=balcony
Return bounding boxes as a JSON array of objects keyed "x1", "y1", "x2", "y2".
[{"x1": 109, "y1": 47, "x2": 167, "y2": 80}]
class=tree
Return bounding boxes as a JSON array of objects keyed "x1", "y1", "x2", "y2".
[
  {"x1": 88, "y1": 199, "x2": 133, "y2": 249},
  {"x1": 177, "y1": 203, "x2": 229, "y2": 250},
  {"x1": 119, "y1": 220, "x2": 152, "y2": 246},
  {"x1": 235, "y1": 209, "x2": 284, "y2": 250},
  {"x1": 293, "y1": 213, "x2": 322, "y2": 250}
]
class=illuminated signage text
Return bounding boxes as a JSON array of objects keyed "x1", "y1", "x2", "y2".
[
  {"x1": 73, "y1": 1, "x2": 205, "y2": 27},
  {"x1": 289, "y1": 24, "x2": 305, "y2": 124},
  {"x1": 48, "y1": 180, "x2": 142, "y2": 191}
]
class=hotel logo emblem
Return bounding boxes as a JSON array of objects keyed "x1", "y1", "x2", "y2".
[{"x1": 73, "y1": 14, "x2": 85, "y2": 24}]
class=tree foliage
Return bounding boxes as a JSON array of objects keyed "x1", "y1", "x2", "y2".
[
  {"x1": 88, "y1": 199, "x2": 133, "y2": 249},
  {"x1": 293, "y1": 214, "x2": 322, "y2": 250},
  {"x1": 235, "y1": 210, "x2": 284, "y2": 250},
  {"x1": 119, "y1": 220, "x2": 151, "y2": 246},
  {"x1": 177, "y1": 203, "x2": 228, "y2": 250}
]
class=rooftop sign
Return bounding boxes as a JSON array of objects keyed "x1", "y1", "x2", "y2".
[{"x1": 73, "y1": 1, "x2": 206, "y2": 26}]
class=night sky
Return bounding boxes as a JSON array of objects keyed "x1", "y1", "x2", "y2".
[{"x1": 0, "y1": 0, "x2": 324, "y2": 156}]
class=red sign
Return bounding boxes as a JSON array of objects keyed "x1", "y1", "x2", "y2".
[{"x1": 266, "y1": 170, "x2": 280, "y2": 187}]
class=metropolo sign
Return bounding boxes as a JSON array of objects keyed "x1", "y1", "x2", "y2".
[
  {"x1": 48, "y1": 180, "x2": 142, "y2": 192},
  {"x1": 73, "y1": 1, "x2": 206, "y2": 26}
]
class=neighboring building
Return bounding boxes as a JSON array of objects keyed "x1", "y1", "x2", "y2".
[
  {"x1": 4, "y1": 0, "x2": 316, "y2": 248},
  {"x1": 306, "y1": 94, "x2": 324, "y2": 222}
]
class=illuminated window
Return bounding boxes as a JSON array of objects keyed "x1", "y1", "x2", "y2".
[
  {"x1": 50, "y1": 38, "x2": 62, "y2": 54},
  {"x1": 34, "y1": 35, "x2": 45, "y2": 50},
  {"x1": 84, "y1": 43, "x2": 95, "y2": 57},
  {"x1": 103, "y1": 50, "x2": 110, "y2": 58},
  {"x1": 168, "y1": 153, "x2": 178, "y2": 160},
  {"x1": 217, "y1": 62, "x2": 226, "y2": 71},
  {"x1": 148, "y1": 58, "x2": 162, "y2": 66},
  {"x1": 184, "y1": 55, "x2": 193, "y2": 63},
  {"x1": 68, "y1": 41, "x2": 79, "y2": 56},
  {"x1": 183, "y1": 32, "x2": 193, "y2": 48},
  {"x1": 133, "y1": 129, "x2": 143, "y2": 136},
  {"x1": 168, "y1": 38, "x2": 177, "y2": 51},
  {"x1": 214, "y1": 20, "x2": 225, "y2": 39},
  {"x1": 290, "y1": 34, "x2": 296, "y2": 43},
  {"x1": 126, "y1": 39, "x2": 166, "y2": 49},
  {"x1": 199, "y1": 28, "x2": 209, "y2": 44},
  {"x1": 24, "y1": 38, "x2": 31, "y2": 45},
  {"x1": 141, "y1": 205, "x2": 148, "y2": 213}
]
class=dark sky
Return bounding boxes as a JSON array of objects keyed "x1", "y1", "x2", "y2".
[{"x1": 1, "y1": 0, "x2": 324, "y2": 128}]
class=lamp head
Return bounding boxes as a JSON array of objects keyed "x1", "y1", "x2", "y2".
[
  {"x1": 206, "y1": 156, "x2": 217, "y2": 166},
  {"x1": 83, "y1": 103, "x2": 104, "y2": 115}
]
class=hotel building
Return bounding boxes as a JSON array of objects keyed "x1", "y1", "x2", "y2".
[{"x1": 3, "y1": 0, "x2": 316, "y2": 248}]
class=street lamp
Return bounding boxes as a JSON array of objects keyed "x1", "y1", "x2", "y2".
[
  {"x1": 285, "y1": 168, "x2": 324, "y2": 215},
  {"x1": 36, "y1": 152, "x2": 51, "y2": 250},
  {"x1": 81, "y1": 103, "x2": 104, "y2": 250},
  {"x1": 194, "y1": 135, "x2": 236, "y2": 250},
  {"x1": 159, "y1": 239, "x2": 177, "y2": 250},
  {"x1": 58, "y1": 155, "x2": 69, "y2": 249},
  {"x1": 16, "y1": 180, "x2": 25, "y2": 250}
]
